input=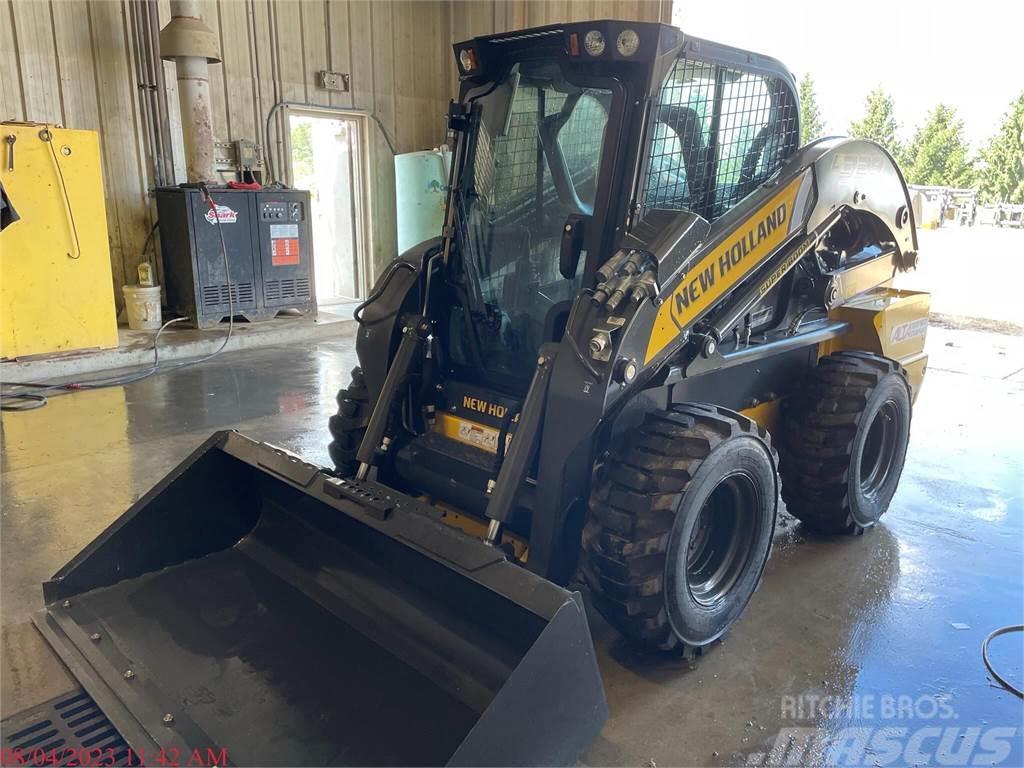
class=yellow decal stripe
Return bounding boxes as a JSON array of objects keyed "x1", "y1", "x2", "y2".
[{"x1": 644, "y1": 175, "x2": 804, "y2": 364}]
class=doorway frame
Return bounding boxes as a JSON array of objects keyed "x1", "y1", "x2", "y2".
[{"x1": 282, "y1": 106, "x2": 373, "y2": 300}]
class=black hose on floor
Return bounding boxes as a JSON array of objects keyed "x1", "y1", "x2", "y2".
[
  {"x1": 1, "y1": 189, "x2": 234, "y2": 412},
  {"x1": 982, "y1": 624, "x2": 1024, "y2": 698}
]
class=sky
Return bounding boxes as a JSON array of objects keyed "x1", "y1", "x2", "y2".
[{"x1": 671, "y1": 0, "x2": 1023, "y2": 151}]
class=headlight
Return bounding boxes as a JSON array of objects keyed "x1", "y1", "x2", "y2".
[
  {"x1": 583, "y1": 30, "x2": 605, "y2": 56},
  {"x1": 458, "y1": 48, "x2": 477, "y2": 72},
  {"x1": 616, "y1": 29, "x2": 640, "y2": 57}
]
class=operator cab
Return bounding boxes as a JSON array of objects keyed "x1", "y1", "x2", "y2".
[{"x1": 391, "y1": 21, "x2": 798, "y2": 526}]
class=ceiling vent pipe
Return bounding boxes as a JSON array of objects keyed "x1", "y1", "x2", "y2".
[{"x1": 159, "y1": 0, "x2": 221, "y2": 183}]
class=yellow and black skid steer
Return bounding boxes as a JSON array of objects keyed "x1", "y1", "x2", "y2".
[{"x1": 35, "y1": 20, "x2": 929, "y2": 766}]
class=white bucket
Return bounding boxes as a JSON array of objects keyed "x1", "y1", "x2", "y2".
[{"x1": 122, "y1": 285, "x2": 163, "y2": 331}]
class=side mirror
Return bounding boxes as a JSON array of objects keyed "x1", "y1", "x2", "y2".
[{"x1": 560, "y1": 214, "x2": 587, "y2": 279}]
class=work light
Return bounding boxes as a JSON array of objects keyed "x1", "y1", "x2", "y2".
[
  {"x1": 583, "y1": 30, "x2": 605, "y2": 56},
  {"x1": 616, "y1": 29, "x2": 640, "y2": 57}
]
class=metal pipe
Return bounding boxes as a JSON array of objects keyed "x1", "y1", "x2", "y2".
[
  {"x1": 129, "y1": 0, "x2": 163, "y2": 189},
  {"x1": 140, "y1": 0, "x2": 169, "y2": 187},
  {"x1": 146, "y1": 0, "x2": 175, "y2": 185},
  {"x1": 159, "y1": 0, "x2": 220, "y2": 183},
  {"x1": 175, "y1": 56, "x2": 215, "y2": 182}
]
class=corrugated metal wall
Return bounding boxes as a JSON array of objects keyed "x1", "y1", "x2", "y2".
[{"x1": 1, "y1": 0, "x2": 671, "y2": 305}]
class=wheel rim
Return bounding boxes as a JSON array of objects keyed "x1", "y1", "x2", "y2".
[
  {"x1": 686, "y1": 472, "x2": 758, "y2": 607},
  {"x1": 860, "y1": 399, "x2": 898, "y2": 499}
]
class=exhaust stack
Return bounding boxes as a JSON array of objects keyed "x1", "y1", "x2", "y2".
[{"x1": 159, "y1": 0, "x2": 220, "y2": 182}]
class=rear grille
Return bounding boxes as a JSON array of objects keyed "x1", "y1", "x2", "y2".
[
  {"x1": 265, "y1": 277, "x2": 311, "y2": 302},
  {"x1": 1, "y1": 689, "x2": 130, "y2": 766},
  {"x1": 201, "y1": 281, "x2": 255, "y2": 307}
]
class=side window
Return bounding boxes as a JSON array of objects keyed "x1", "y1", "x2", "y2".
[
  {"x1": 555, "y1": 92, "x2": 609, "y2": 208},
  {"x1": 641, "y1": 59, "x2": 714, "y2": 216},
  {"x1": 479, "y1": 84, "x2": 540, "y2": 213},
  {"x1": 640, "y1": 58, "x2": 797, "y2": 222},
  {"x1": 713, "y1": 68, "x2": 796, "y2": 217}
]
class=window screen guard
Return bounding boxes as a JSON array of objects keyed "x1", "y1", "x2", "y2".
[{"x1": 639, "y1": 57, "x2": 798, "y2": 224}]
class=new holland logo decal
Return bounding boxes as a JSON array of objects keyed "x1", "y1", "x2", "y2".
[{"x1": 644, "y1": 175, "x2": 804, "y2": 364}]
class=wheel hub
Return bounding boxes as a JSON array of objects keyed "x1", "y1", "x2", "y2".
[
  {"x1": 860, "y1": 399, "x2": 899, "y2": 499},
  {"x1": 686, "y1": 472, "x2": 758, "y2": 607}
]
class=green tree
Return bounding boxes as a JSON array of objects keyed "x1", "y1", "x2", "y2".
[
  {"x1": 903, "y1": 104, "x2": 974, "y2": 188},
  {"x1": 977, "y1": 92, "x2": 1024, "y2": 203},
  {"x1": 798, "y1": 73, "x2": 825, "y2": 145},
  {"x1": 290, "y1": 120, "x2": 314, "y2": 182},
  {"x1": 849, "y1": 88, "x2": 903, "y2": 161}
]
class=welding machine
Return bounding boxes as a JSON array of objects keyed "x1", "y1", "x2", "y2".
[{"x1": 156, "y1": 186, "x2": 316, "y2": 329}]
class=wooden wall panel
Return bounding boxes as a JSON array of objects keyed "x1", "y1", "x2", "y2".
[
  {"x1": 87, "y1": 0, "x2": 150, "y2": 294},
  {"x1": 325, "y1": 0, "x2": 353, "y2": 110},
  {"x1": 49, "y1": 2, "x2": 104, "y2": 132},
  {"x1": 299, "y1": 1, "x2": 330, "y2": 106},
  {"x1": 218, "y1": 0, "x2": 257, "y2": 143},
  {"x1": 201, "y1": 0, "x2": 230, "y2": 142},
  {"x1": 9, "y1": 1, "x2": 61, "y2": 122},
  {"x1": 0, "y1": 0, "x2": 24, "y2": 121}
]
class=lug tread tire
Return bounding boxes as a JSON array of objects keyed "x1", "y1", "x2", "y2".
[
  {"x1": 328, "y1": 366, "x2": 369, "y2": 476},
  {"x1": 582, "y1": 403, "x2": 776, "y2": 656},
  {"x1": 780, "y1": 351, "x2": 910, "y2": 535}
]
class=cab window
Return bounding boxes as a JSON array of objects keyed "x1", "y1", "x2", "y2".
[{"x1": 640, "y1": 57, "x2": 797, "y2": 222}]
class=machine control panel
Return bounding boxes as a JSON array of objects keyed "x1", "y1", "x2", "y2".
[{"x1": 260, "y1": 200, "x2": 305, "y2": 222}]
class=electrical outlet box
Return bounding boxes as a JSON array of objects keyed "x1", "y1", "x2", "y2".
[{"x1": 318, "y1": 71, "x2": 350, "y2": 92}]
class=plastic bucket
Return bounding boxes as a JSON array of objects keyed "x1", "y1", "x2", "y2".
[{"x1": 122, "y1": 284, "x2": 162, "y2": 330}]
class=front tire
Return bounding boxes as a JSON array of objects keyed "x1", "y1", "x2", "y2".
[
  {"x1": 780, "y1": 351, "x2": 912, "y2": 534},
  {"x1": 328, "y1": 366, "x2": 370, "y2": 477},
  {"x1": 582, "y1": 403, "x2": 778, "y2": 655}
]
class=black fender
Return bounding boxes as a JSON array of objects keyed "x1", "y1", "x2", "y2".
[
  {"x1": 355, "y1": 238, "x2": 440, "y2": 404},
  {"x1": 796, "y1": 137, "x2": 917, "y2": 263}
]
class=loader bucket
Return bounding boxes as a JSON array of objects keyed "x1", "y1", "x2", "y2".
[{"x1": 34, "y1": 431, "x2": 607, "y2": 766}]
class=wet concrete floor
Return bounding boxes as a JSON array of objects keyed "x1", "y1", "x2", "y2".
[{"x1": 2, "y1": 323, "x2": 1021, "y2": 766}]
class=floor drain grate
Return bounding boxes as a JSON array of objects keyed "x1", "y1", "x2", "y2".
[{"x1": 1, "y1": 689, "x2": 130, "y2": 766}]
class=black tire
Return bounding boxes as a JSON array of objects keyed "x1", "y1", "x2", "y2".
[
  {"x1": 780, "y1": 351, "x2": 912, "y2": 535},
  {"x1": 581, "y1": 403, "x2": 778, "y2": 655},
  {"x1": 328, "y1": 366, "x2": 370, "y2": 477}
]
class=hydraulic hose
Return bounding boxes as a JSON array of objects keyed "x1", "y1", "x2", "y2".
[{"x1": 352, "y1": 261, "x2": 418, "y2": 325}]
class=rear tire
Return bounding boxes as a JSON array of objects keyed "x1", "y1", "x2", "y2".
[
  {"x1": 328, "y1": 366, "x2": 370, "y2": 477},
  {"x1": 780, "y1": 351, "x2": 912, "y2": 534},
  {"x1": 582, "y1": 403, "x2": 778, "y2": 655}
]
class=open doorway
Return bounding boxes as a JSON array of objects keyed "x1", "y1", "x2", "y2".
[{"x1": 287, "y1": 111, "x2": 367, "y2": 310}]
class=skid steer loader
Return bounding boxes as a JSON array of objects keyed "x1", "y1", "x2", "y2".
[{"x1": 34, "y1": 20, "x2": 929, "y2": 767}]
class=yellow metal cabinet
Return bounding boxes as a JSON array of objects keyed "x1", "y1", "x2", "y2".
[{"x1": 1, "y1": 123, "x2": 119, "y2": 358}]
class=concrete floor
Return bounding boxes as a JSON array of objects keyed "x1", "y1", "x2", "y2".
[
  {"x1": 1, "y1": 306, "x2": 356, "y2": 381},
  {"x1": 2, "y1": 321, "x2": 1021, "y2": 766}
]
